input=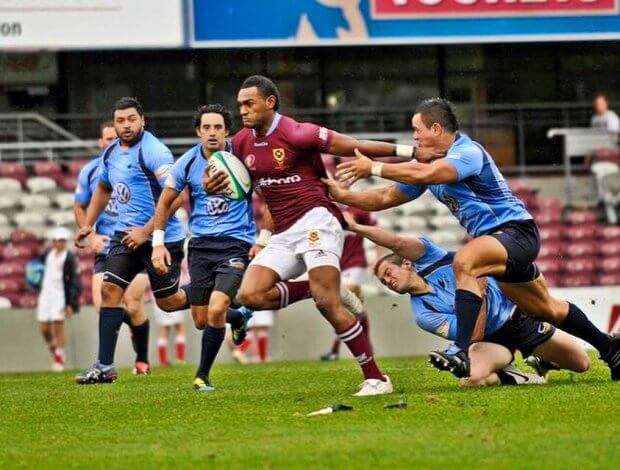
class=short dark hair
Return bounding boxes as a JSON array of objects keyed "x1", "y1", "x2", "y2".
[
  {"x1": 240, "y1": 75, "x2": 280, "y2": 111},
  {"x1": 373, "y1": 252, "x2": 405, "y2": 277},
  {"x1": 193, "y1": 104, "x2": 233, "y2": 130},
  {"x1": 112, "y1": 97, "x2": 144, "y2": 117},
  {"x1": 415, "y1": 98, "x2": 459, "y2": 133},
  {"x1": 99, "y1": 120, "x2": 114, "y2": 135}
]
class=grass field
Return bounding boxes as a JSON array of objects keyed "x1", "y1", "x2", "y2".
[{"x1": 1, "y1": 354, "x2": 618, "y2": 469}]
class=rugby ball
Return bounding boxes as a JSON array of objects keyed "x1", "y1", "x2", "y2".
[{"x1": 207, "y1": 151, "x2": 252, "y2": 200}]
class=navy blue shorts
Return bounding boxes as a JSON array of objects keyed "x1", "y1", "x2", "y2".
[
  {"x1": 188, "y1": 236, "x2": 251, "y2": 306},
  {"x1": 489, "y1": 219, "x2": 541, "y2": 283},
  {"x1": 485, "y1": 309, "x2": 555, "y2": 358},
  {"x1": 94, "y1": 253, "x2": 107, "y2": 274},
  {"x1": 103, "y1": 232, "x2": 184, "y2": 299}
]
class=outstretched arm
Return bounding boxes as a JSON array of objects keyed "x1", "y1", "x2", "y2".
[
  {"x1": 322, "y1": 179, "x2": 414, "y2": 211},
  {"x1": 336, "y1": 149, "x2": 459, "y2": 187},
  {"x1": 345, "y1": 213, "x2": 426, "y2": 261},
  {"x1": 328, "y1": 132, "x2": 415, "y2": 160}
]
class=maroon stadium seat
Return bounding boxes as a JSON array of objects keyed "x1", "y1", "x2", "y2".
[
  {"x1": 538, "y1": 242, "x2": 563, "y2": 258},
  {"x1": 599, "y1": 225, "x2": 620, "y2": 240},
  {"x1": 34, "y1": 161, "x2": 62, "y2": 176},
  {"x1": 539, "y1": 225, "x2": 563, "y2": 242},
  {"x1": 599, "y1": 256, "x2": 620, "y2": 273},
  {"x1": 67, "y1": 160, "x2": 89, "y2": 176},
  {"x1": 562, "y1": 242, "x2": 597, "y2": 257},
  {"x1": 0, "y1": 262, "x2": 25, "y2": 277},
  {"x1": 15, "y1": 294, "x2": 38, "y2": 309},
  {"x1": 562, "y1": 257, "x2": 597, "y2": 274},
  {"x1": 536, "y1": 257, "x2": 562, "y2": 274},
  {"x1": 2, "y1": 244, "x2": 35, "y2": 260},
  {"x1": 80, "y1": 292, "x2": 93, "y2": 306},
  {"x1": 536, "y1": 197, "x2": 563, "y2": 213},
  {"x1": 543, "y1": 275, "x2": 560, "y2": 287},
  {"x1": 10, "y1": 229, "x2": 39, "y2": 244},
  {"x1": 0, "y1": 278, "x2": 20, "y2": 294},
  {"x1": 595, "y1": 148, "x2": 620, "y2": 165},
  {"x1": 0, "y1": 162, "x2": 28, "y2": 185},
  {"x1": 560, "y1": 275, "x2": 594, "y2": 287},
  {"x1": 562, "y1": 224, "x2": 598, "y2": 242},
  {"x1": 77, "y1": 246, "x2": 96, "y2": 258},
  {"x1": 566, "y1": 210, "x2": 598, "y2": 225},
  {"x1": 58, "y1": 175, "x2": 78, "y2": 192},
  {"x1": 599, "y1": 241, "x2": 620, "y2": 256},
  {"x1": 534, "y1": 210, "x2": 563, "y2": 226},
  {"x1": 594, "y1": 273, "x2": 620, "y2": 286},
  {"x1": 78, "y1": 258, "x2": 95, "y2": 273}
]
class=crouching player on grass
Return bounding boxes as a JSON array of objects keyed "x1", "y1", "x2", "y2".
[
  {"x1": 345, "y1": 214, "x2": 590, "y2": 386},
  {"x1": 151, "y1": 104, "x2": 255, "y2": 392}
]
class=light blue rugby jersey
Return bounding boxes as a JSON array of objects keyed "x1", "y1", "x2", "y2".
[
  {"x1": 397, "y1": 133, "x2": 532, "y2": 237},
  {"x1": 98, "y1": 131, "x2": 184, "y2": 243},
  {"x1": 409, "y1": 238, "x2": 514, "y2": 341},
  {"x1": 165, "y1": 143, "x2": 255, "y2": 245},
  {"x1": 74, "y1": 156, "x2": 119, "y2": 253}
]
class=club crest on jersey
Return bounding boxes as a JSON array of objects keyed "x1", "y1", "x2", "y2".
[
  {"x1": 115, "y1": 182, "x2": 131, "y2": 204},
  {"x1": 308, "y1": 230, "x2": 321, "y2": 247},
  {"x1": 441, "y1": 194, "x2": 460, "y2": 213},
  {"x1": 245, "y1": 154, "x2": 256, "y2": 169},
  {"x1": 272, "y1": 148, "x2": 286, "y2": 169}
]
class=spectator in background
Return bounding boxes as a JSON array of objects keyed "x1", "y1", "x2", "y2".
[
  {"x1": 591, "y1": 93, "x2": 620, "y2": 133},
  {"x1": 36, "y1": 227, "x2": 81, "y2": 372}
]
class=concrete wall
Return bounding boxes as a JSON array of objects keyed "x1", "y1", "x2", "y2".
[
  {"x1": 3, "y1": 285, "x2": 617, "y2": 374},
  {"x1": 0, "y1": 294, "x2": 448, "y2": 373}
]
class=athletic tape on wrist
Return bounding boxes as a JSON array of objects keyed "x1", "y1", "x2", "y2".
[
  {"x1": 370, "y1": 162, "x2": 383, "y2": 177},
  {"x1": 152, "y1": 230, "x2": 165, "y2": 247}
]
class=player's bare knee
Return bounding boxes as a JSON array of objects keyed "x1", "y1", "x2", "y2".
[
  {"x1": 101, "y1": 282, "x2": 124, "y2": 306},
  {"x1": 236, "y1": 287, "x2": 260, "y2": 309},
  {"x1": 573, "y1": 354, "x2": 591, "y2": 373},
  {"x1": 452, "y1": 252, "x2": 476, "y2": 277}
]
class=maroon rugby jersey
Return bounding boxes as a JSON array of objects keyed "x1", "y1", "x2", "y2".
[
  {"x1": 340, "y1": 207, "x2": 376, "y2": 270},
  {"x1": 232, "y1": 114, "x2": 345, "y2": 233}
]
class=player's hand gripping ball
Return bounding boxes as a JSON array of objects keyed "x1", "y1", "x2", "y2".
[{"x1": 206, "y1": 151, "x2": 252, "y2": 200}]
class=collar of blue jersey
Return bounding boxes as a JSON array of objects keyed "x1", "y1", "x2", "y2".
[
  {"x1": 196, "y1": 141, "x2": 232, "y2": 159},
  {"x1": 252, "y1": 112, "x2": 282, "y2": 139}
]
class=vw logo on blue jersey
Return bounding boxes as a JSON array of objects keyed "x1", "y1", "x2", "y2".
[
  {"x1": 206, "y1": 196, "x2": 229, "y2": 215},
  {"x1": 115, "y1": 182, "x2": 132, "y2": 204}
]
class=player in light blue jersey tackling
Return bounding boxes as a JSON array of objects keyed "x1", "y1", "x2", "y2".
[
  {"x1": 73, "y1": 121, "x2": 150, "y2": 374},
  {"x1": 151, "y1": 104, "x2": 256, "y2": 392},
  {"x1": 75, "y1": 98, "x2": 190, "y2": 384},
  {"x1": 329, "y1": 98, "x2": 620, "y2": 381},
  {"x1": 344, "y1": 214, "x2": 590, "y2": 386}
]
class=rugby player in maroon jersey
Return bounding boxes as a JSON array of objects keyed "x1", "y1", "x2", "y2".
[{"x1": 205, "y1": 76, "x2": 415, "y2": 395}]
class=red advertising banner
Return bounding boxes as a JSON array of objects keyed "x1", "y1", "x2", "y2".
[{"x1": 372, "y1": 0, "x2": 619, "y2": 19}]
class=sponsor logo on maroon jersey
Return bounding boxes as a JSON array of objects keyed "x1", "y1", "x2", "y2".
[
  {"x1": 258, "y1": 175, "x2": 301, "y2": 186},
  {"x1": 272, "y1": 148, "x2": 287, "y2": 169}
]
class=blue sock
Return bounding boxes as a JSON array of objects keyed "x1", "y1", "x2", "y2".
[
  {"x1": 560, "y1": 303, "x2": 612, "y2": 356},
  {"x1": 196, "y1": 326, "x2": 225, "y2": 379},
  {"x1": 455, "y1": 289, "x2": 482, "y2": 352},
  {"x1": 98, "y1": 307, "x2": 125, "y2": 366}
]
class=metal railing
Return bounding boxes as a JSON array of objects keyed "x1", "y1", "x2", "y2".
[{"x1": 43, "y1": 101, "x2": 604, "y2": 170}]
